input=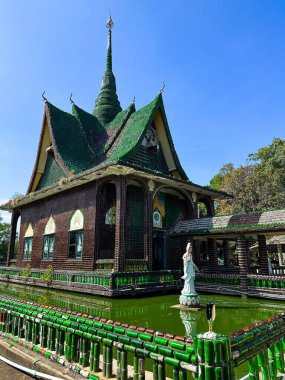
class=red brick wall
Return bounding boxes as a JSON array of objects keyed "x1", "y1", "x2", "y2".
[{"x1": 17, "y1": 182, "x2": 96, "y2": 271}]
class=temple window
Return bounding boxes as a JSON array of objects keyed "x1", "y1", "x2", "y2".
[
  {"x1": 43, "y1": 217, "x2": 55, "y2": 260},
  {"x1": 68, "y1": 210, "x2": 84, "y2": 259},
  {"x1": 23, "y1": 224, "x2": 33, "y2": 260},
  {"x1": 105, "y1": 204, "x2": 116, "y2": 225}
]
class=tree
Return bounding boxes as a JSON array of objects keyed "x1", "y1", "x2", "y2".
[
  {"x1": 210, "y1": 138, "x2": 285, "y2": 215},
  {"x1": 209, "y1": 163, "x2": 234, "y2": 191},
  {"x1": 0, "y1": 214, "x2": 10, "y2": 262}
]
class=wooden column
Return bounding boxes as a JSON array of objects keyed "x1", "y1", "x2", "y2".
[
  {"x1": 93, "y1": 182, "x2": 99, "y2": 267},
  {"x1": 236, "y1": 235, "x2": 248, "y2": 289},
  {"x1": 207, "y1": 238, "x2": 218, "y2": 273},
  {"x1": 6, "y1": 210, "x2": 19, "y2": 266},
  {"x1": 258, "y1": 234, "x2": 269, "y2": 275},
  {"x1": 277, "y1": 244, "x2": 284, "y2": 266},
  {"x1": 194, "y1": 239, "x2": 201, "y2": 268},
  {"x1": 114, "y1": 176, "x2": 127, "y2": 272},
  {"x1": 223, "y1": 239, "x2": 230, "y2": 268},
  {"x1": 246, "y1": 241, "x2": 251, "y2": 271},
  {"x1": 145, "y1": 189, "x2": 153, "y2": 270}
]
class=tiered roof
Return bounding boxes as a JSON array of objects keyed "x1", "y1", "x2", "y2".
[
  {"x1": 0, "y1": 16, "x2": 230, "y2": 212},
  {"x1": 27, "y1": 16, "x2": 191, "y2": 193}
]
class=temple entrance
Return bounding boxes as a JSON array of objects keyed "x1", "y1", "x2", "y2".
[{"x1": 153, "y1": 230, "x2": 165, "y2": 270}]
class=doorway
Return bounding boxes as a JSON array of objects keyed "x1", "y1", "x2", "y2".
[{"x1": 153, "y1": 230, "x2": 165, "y2": 270}]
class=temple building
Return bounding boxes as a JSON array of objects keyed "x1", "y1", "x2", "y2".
[{"x1": 1, "y1": 17, "x2": 227, "y2": 281}]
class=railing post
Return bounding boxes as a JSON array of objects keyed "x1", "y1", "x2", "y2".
[
  {"x1": 121, "y1": 349, "x2": 128, "y2": 380},
  {"x1": 153, "y1": 359, "x2": 159, "y2": 380},
  {"x1": 258, "y1": 235, "x2": 269, "y2": 275},
  {"x1": 32, "y1": 321, "x2": 40, "y2": 345},
  {"x1": 25, "y1": 320, "x2": 32, "y2": 341},
  {"x1": 12, "y1": 316, "x2": 18, "y2": 336},
  {"x1": 275, "y1": 340, "x2": 285, "y2": 376},
  {"x1": 248, "y1": 356, "x2": 259, "y2": 380},
  {"x1": 158, "y1": 361, "x2": 166, "y2": 380},
  {"x1": 195, "y1": 334, "x2": 235, "y2": 379},
  {"x1": 133, "y1": 353, "x2": 139, "y2": 380},
  {"x1": 47, "y1": 325, "x2": 56, "y2": 351},
  {"x1": 268, "y1": 344, "x2": 277, "y2": 379},
  {"x1": 236, "y1": 235, "x2": 248, "y2": 290},
  {"x1": 18, "y1": 317, "x2": 25, "y2": 338},
  {"x1": 103, "y1": 339, "x2": 113, "y2": 378},
  {"x1": 138, "y1": 356, "x2": 145, "y2": 380},
  {"x1": 207, "y1": 238, "x2": 218, "y2": 274},
  {"x1": 90, "y1": 341, "x2": 100, "y2": 372},
  {"x1": 65, "y1": 332, "x2": 71, "y2": 361},
  {"x1": 257, "y1": 349, "x2": 270, "y2": 380}
]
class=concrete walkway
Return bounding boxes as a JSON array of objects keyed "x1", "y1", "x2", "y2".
[{"x1": 0, "y1": 360, "x2": 33, "y2": 380}]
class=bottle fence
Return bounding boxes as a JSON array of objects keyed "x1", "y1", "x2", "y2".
[{"x1": 0, "y1": 295, "x2": 284, "y2": 379}]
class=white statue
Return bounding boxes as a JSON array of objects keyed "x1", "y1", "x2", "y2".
[
  {"x1": 181, "y1": 242, "x2": 199, "y2": 294},
  {"x1": 180, "y1": 242, "x2": 201, "y2": 307}
]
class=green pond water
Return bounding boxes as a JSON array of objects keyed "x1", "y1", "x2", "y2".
[{"x1": 0, "y1": 282, "x2": 284, "y2": 377}]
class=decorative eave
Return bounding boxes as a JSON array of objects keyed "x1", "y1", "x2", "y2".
[
  {"x1": 0, "y1": 163, "x2": 229, "y2": 211},
  {"x1": 170, "y1": 210, "x2": 285, "y2": 238}
]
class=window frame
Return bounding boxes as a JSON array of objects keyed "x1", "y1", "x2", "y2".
[
  {"x1": 43, "y1": 233, "x2": 55, "y2": 260},
  {"x1": 68, "y1": 230, "x2": 84, "y2": 260},
  {"x1": 23, "y1": 237, "x2": 33, "y2": 260}
]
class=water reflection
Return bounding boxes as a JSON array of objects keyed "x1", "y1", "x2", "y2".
[{"x1": 180, "y1": 310, "x2": 198, "y2": 338}]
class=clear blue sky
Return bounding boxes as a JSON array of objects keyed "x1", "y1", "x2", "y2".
[{"x1": 1, "y1": 0, "x2": 285, "y2": 222}]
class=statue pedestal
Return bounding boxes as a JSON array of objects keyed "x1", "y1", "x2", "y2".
[{"x1": 179, "y1": 293, "x2": 201, "y2": 308}]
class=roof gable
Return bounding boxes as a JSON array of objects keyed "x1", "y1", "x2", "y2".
[
  {"x1": 106, "y1": 94, "x2": 188, "y2": 180},
  {"x1": 27, "y1": 93, "x2": 189, "y2": 193},
  {"x1": 46, "y1": 102, "x2": 94, "y2": 174},
  {"x1": 27, "y1": 109, "x2": 69, "y2": 193}
]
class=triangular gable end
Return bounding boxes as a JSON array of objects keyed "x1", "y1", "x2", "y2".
[
  {"x1": 153, "y1": 106, "x2": 188, "y2": 180},
  {"x1": 27, "y1": 104, "x2": 70, "y2": 194},
  {"x1": 123, "y1": 94, "x2": 189, "y2": 181}
]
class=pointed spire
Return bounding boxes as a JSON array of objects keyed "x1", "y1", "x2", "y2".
[
  {"x1": 93, "y1": 14, "x2": 122, "y2": 125},
  {"x1": 106, "y1": 14, "x2": 114, "y2": 71}
]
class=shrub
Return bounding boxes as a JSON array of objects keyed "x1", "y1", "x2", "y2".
[
  {"x1": 21, "y1": 263, "x2": 32, "y2": 277},
  {"x1": 41, "y1": 265, "x2": 54, "y2": 282}
]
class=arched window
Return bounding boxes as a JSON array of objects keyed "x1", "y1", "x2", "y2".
[
  {"x1": 43, "y1": 217, "x2": 55, "y2": 260},
  {"x1": 69, "y1": 210, "x2": 84, "y2": 259},
  {"x1": 23, "y1": 224, "x2": 33, "y2": 260},
  {"x1": 197, "y1": 200, "x2": 213, "y2": 218}
]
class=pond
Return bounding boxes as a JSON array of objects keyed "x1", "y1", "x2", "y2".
[{"x1": 0, "y1": 282, "x2": 284, "y2": 378}]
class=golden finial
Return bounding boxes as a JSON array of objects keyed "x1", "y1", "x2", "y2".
[{"x1": 106, "y1": 14, "x2": 114, "y2": 29}]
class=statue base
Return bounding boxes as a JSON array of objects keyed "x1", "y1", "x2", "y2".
[{"x1": 179, "y1": 293, "x2": 201, "y2": 308}]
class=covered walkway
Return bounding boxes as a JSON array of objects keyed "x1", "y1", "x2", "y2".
[{"x1": 170, "y1": 209, "x2": 285, "y2": 299}]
